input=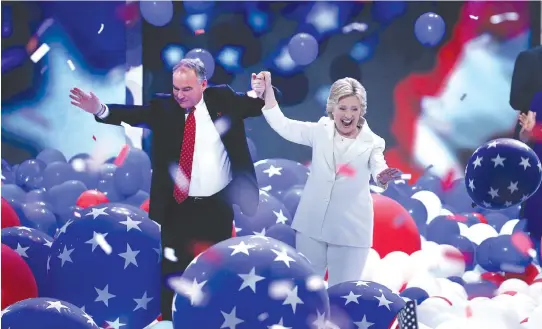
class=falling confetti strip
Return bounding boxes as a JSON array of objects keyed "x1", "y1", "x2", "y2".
[
  {"x1": 92, "y1": 135, "x2": 96, "y2": 141},
  {"x1": 113, "y1": 144, "x2": 130, "y2": 166},
  {"x1": 337, "y1": 164, "x2": 356, "y2": 177},
  {"x1": 510, "y1": 232, "x2": 534, "y2": 256},
  {"x1": 460, "y1": 93, "x2": 467, "y2": 101},
  {"x1": 447, "y1": 214, "x2": 468, "y2": 222},
  {"x1": 195, "y1": 29, "x2": 205, "y2": 35},
  {"x1": 440, "y1": 170, "x2": 455, "y2": 191}
]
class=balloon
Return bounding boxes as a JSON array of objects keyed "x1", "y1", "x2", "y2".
[
  {"x1": 184, "y1": 48, "x2": 215, "y2": 79},
  {"x1": 114, "y1": 160, "x2": 143, "y2": 197},
  {"x1": 1, "y1": 243, "x2": 38, "y2": 309},
  {"x1": 36, "y1": 148, "x2": 67, "y2": 165},
  {"x1": 1, "y1": 227, "x2": 53, "y2": 296},
  {"x1": 1, "y1": 197, "x2": 20, "y2": 229},
  {"x1": 172, "y1": 236, "x2": 329, "y2": 329},
  {"x1": 288, "y1": 33, "x2": 319, "y2": 66},
  {"x1": 400, "y1": 287, "x2": 429, "y2": 304},
  {"x1": 15, "y1": 159, "x2": 46, "y2": 191},
  {"x1": 76, "y1": 189, "x2": 109, "y2": 208},
  {"x1": 140, "y1": 0, "x2": 173, "y2": 27},
  {"x1": 265, "y1": 223, "x2": 296, "y2": 248},
  {"x1": 465, "y1": 138, "x2": 542, "y2": 210},
  {"x1": 414, "y1": 12, "x2": 446, "y2": 47},
  {"x1": 254, "y1": 158, "x2": 309, "y2": 200},
  {"x1": 372, "y1": 193, "x2": 421, "y2": 258},
  {"x1": 20, "y1": 202, "x2": 58, "y2": 237},
  {"x1": 47, "y1": 180, "x2": 88, "y2": 214},
  {"x1": 1, "y1": 297, "x2": 98, "y2": 328},
  {"x1": 246, "y1": 137, "x2": 258, "y2": 161},
  {"x1": 281, "y1": 184, "x2": 304, "y2": 217},
  {"x1": 42, "y1": 161, "x2": 77, "y2": 190}
]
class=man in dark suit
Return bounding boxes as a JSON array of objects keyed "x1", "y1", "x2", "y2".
[
  {"x1": 69, "y1": 58, "x2": 278, "y2": 320},
  {"x1": 510, "y1": 45, "x2": 542, "y2": 257},
  {"x1": 510, "y1": 45, "x2": 542, "y2": 137}
]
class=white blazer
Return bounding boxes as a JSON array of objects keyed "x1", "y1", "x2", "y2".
[{"x1": 262, "y1": 104, "x2": 389, "y2": 248}]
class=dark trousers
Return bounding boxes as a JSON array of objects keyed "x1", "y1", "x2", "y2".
[{"x1": 160, "y1": 190, "x2": 234, "y2": 320}]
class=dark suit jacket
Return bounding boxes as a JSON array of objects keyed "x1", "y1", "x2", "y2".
[
  {"x1": 510, "y1": 46, "x2": 542, "y2": 138},
  {"x1": 95, "y1": 85, "x2": 279, "y2": 224}
]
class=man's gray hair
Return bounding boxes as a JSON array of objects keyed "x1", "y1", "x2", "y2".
[
  {"x1": 326, "y1": 77, "x2": 367, "y2": 119},
  {"x1": 172, "y1": 58, "x2": 207, "y2": 82}
]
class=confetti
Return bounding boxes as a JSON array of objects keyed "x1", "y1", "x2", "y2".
[
  {"x1": 98, "y1": 24, "x2": 104, "y2": 34},
  {"x1": 67, "y1": 59, "x2": 75, "y2": 71},
  {"x1": 393, "y1": 214, "x2": 408, "y2": 227},
  {"x1": 113, "y1": 144, "x2": 130, "y2": 166},
  {"x1": 195, "y1": 29, "x2": 205, "y2": 35},
  {"x1": 30, "y1": 43, "x2": 50, "y2": 63},
  {"x1": 447, "y1": 214, "x2": 468, "y2": 222},
  {"x1": 465, "y1": 305, "x2": 473, "y2": 318},
  {"x1": 440, "y1": 169, "x2": 455, "y2": 191},
  {"x1": 443, "y1": 249, "x2": 467, "y2": 262},
  {"x1": 190, "y1": 241, "x2": 221, "y2": 263},
  {"x1": 460, "y1": 93, "x2": 467, "y2": 101},
  {"x1": 169, "y1": 164, "x2": 190, "y2": 192},
  {"x1": 469, "y1": 15, "x2": 479, "y2": 20},
  {"x1": 95, "y1": 233, "x2": 112, "y2": 255},
  {"x1": 337, "y1": 164, "x2": 356, "y2": 177},
  {"x1": 511, "y1": 232, "x2": 534, "y2": 256},
  {"x1": 92, "y1": 135, "x2": 96, "y2": 141},
  {"x1": 163, "y1": 247, "x2": 178, "y2": 262},
  {"x1": 400, "y1": 173, "x2": 412, "y2": 180}
]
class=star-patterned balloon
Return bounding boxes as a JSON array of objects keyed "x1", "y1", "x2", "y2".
[
  {"x1": 1, "y1": 297, "x2": 99, "y2": 329},
  {"x1": 47, "y1": 204, "x2": 161, "y2": 329},
  {"x1": 172, "y1": 236, "x2": 330, "y2": 329},
  {"x1": 254, "y1": 158, "x2": 309, "y2": 200},
  {"x1": 233, "y1": 190, "x2": 292, "y2": 237},
  {"x1": 327, "y1": 281, "x2": 406, "y2": 329},
  {"x1": 1, "y1": 226, "x2": 53, "y2": 296},
  {"x1": 464, "y1": 138, "x2": 542, "y2": 210}
]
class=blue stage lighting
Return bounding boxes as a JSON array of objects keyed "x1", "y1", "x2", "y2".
[
  {"x1": 186, "y1": 14, "x2": 208, "y2": 33},
  {"x1": 315, "y1": 84, "x2": 331, "y2": 108},
  {"x1": 217, "y1": 46, "x2": 242, "y2": 72},
  {"x1": 161, "y1": 45, "x2": 185, "y2": 69},
  {"x1": 274, "y1": 46, "x2": 297, "y2": 73},
  {"x1": 247, "y1": 10, "x2": 269, "y2": 33},
  {"x1": 350, "y1": 42, "x2": 372, "y2": 62}
]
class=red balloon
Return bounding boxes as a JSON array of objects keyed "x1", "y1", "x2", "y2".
[
  {"x1": 481, "y1": 272, "x2": 506, "y2": 287},
  {"x1": 1, "y1": 244, "x2": 38, "y2": 309},
  {"x1": 76, "y1": 190, "x2": 109, "y2": 208},
  {"x1": 503, "y1": 263, "x2": 540, "y2": 284},
  {"x1": 140, "y1": 198, "x2": 150, "y2": 213},
  {"x1": 372, "y1": 193, "x2": 421, "y2": 258},
  {"x1": 1, "y1": 198, "x2": 20, "y2": 229}
]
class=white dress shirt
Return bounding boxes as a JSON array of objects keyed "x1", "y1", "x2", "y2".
[{"x1": 100, "y1": 97, "x2": 232, "y2": 197}]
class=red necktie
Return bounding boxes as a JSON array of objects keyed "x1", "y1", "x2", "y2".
[{"x1": 173, "y1": 108, "x2": 196, "y2": 203}]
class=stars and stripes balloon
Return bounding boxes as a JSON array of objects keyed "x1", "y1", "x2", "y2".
[
  {"x1": 172, "y1": 236, "x2": 330, "y2": 329},
  {"x1": 254, "y1": 158, "x2": 309, "y2": 200},
  {"x1": 0, "y1": 297, "x2": 99, "y2": 329},
  {"x1": 464, "y1": 138, "x2": 542, "y2": 210},
  {"x1": 1, "y1": 226, "x2": 53, "y2": 296},
  {"x1": 47, "y1": 204, "x2": 161, "y2": 328},
  {"x1": 327, "y1": 280, "x2": 406, "y2": 329},
  {"x1": 233, "y1": 190, "x2": 292, "y2": 236}
]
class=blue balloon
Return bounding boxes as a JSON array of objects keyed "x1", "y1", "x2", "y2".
[
  {"x1": 465, "y1": 138, "x2": 542, "y2": 210},
  {"x1": 42, "y1": 161, "x2": 77, "y2": 190},
  {"x1": 1, "y1": 227, "x2": 54, "y2": 296},
  {"x1": 19, "y1": 202, "x2": 58, "y2": 237},
  {"x1": 48, "y1": 204, "x2": 161, "y2": 328},
  {"x1": 447, "y1": 276, "x2": 465, "y2": 286},
  {"x1": 114, "y1": 161, "x2": 143, "y2": 197},
  {"x1": 26, "y1": 188, "x2": 49, "y2": 204},
  {"x1": 403, "y1": 198, "x2": 428, "y2": 236},
  {"x1": 2, "y1": 183, "x2": 27, "y2": 204},
  {"x1": 233, "y1": 190, "x2": 292, "y2": 236},
  {"x1": 266, "y1": 223, "x2": 296, "y2": 248},
  {"x1": 124, "y1": 190, "x2": 150, "y2": 207},
  {"x1": 55, "y1": 205, "x2": 83, "y2": 228},
  {"x1": 414, "y1": 174, "x2": 444, "y2": 197},
  {"x1": 36, "y1": 148, "x2": 67, "y2": 165},
  {"x1": 441, "y1": 178, "x2": 474, "y2": 213},
  {"x1": 414, "y1": 12, "x2": 446, "y2": 47},
  {"x1": 47, "y1": 180, "x2": 88, "y2": 215},
  {"x1": 475, "y1": 237, "x2": 500, "y2": 272},
  {"x1": 173, "y1": 236, "x2": 330, "y2": 329},
  {"x1": 140, "y1": 0, "x2": 174, "y2": 27},
  {"x1": 247, "y1": 137, "x2": 258, "y2": 162},
  {"x1": 16, "y1": 159, "x2": 46, "y2": 191},
  {"x1": 2, "y1": 159, "x2": 15, "y2": 185},
  {"x1": 463, "y1": 281, "x2": 497, "y2": 299},
  {"x1": 254, "y1": 158, "x2": 309, "y2": 200},
  {"x1": 184, "y1": 48, "x2": 216, "y2": 80},
  {"x1": 483, "y1": 212, "x2": 510, "y2": 232},
  {"x1": 426, "y1": 216, "x2": 460, "y2": 244},
  {"x1": 443, "y1": 234, "x2": 476, "y2": 270},
  {"x1": 488, "y1": 234, "x2": 532, "y2": 271},
  {"x1": 328, "y1": 281, "x2": 405, "y2": 329},
  {"x1": 288, "y1": 33, "x2": 319, "y2": 66},
  {"x1": 1, "y1": 297, "x2": 99, "y2": 329},
  {"x1": 400, "y1": 287, "x2": 429, "y2": 304},
  {"x1": 281, "y1": 184, "x2": 304, "y2": 217}
]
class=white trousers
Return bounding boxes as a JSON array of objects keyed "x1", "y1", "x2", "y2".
[{"x1": 296, "y1": 232, "x2": 370, "y2": 288}]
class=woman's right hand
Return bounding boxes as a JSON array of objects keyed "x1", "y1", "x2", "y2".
[
  {"x1": 519, "y1": 111, "x2": 536, "y2": 141},
  {"x1": 259, "y1": 71, "x2": 277, "y2": 110},
  {"x1": 69, "y1": 87, "x2": 102, "y2": 114}
]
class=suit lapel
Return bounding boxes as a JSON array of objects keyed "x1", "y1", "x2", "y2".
[
  {"x1": 322, "y1": 121, "x2": 335, "y2": 172},
  {"x1": 341, "y1": 122, "x2": 374, "y2": 166}
]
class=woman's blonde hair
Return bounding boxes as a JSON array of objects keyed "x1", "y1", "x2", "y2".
[{"x1": 326, "y1": 77, "x2": 367, "y2": 120}]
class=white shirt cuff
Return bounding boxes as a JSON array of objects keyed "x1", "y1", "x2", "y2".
[{"x1": 96, "y1": 104, "x2": 110, "y2": 119}]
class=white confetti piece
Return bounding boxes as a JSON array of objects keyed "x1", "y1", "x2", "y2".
[
  {"x1": 95, "y1": 233, "x2": 112, "y2": 255},
  {"x1": 67, "y1": 59, "x2": 75, "y2": 71},
  {"x1": 164, "y1": 247, "x2": 178, "y2": 262},
  {"x1": 30, "y1": 43, "x2": 50, "y2": 63}
]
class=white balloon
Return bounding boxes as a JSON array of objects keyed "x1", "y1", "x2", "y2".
[
  {"x1": 457, "y1": 222, "x2": 469, "y2": 236},
  {"x1": 147, "y1": 321, "x2": 173, "y2": 329},
  {"x1": 436, "y1": 278, "x2": 468, "y2": 305},
  {"x1": 431, "y1": 245, "x2": 466, "y2": 278},
  {"x1": 511, "y1": 293, "x2": 538, "y2": 322},
  {"x1": 360, "y1": 248, "x2": 380, "y2": 280},
  {"x1": 500, "y1": 219, "x2": 520, "y2": 235},
  {"x1": 525, "y1": 305, "x2": 542, "y2": 329},
  {"x1": 412, "y1": 190, "x2": 443, "y2": 223},
  {"x1": 407, "y1": 273, "x2": 442, "y2": 296},
  {"x1": 418, "y1": 297, "x2": 455, "y2": 328},
  {"x1": 374, "y1": 251, "x2": 409, "y2": 291},
  {"x1": 403, "y1": 250, "x2": 434, "y2": 282},
  {"x1": 435, "y1": 318, "x2": 467, "y2": 329},
  {"x1": 440, "y1": 208, "x2": 454, "y2": 216},
  {"x1": 462, "y1": 270, "x2": 481, "y2": 284},
  {"x1": 497, "y1": 279, "x2": 530, "y2": 295},
  {"x1": 469, "y1": 297, "x2": 520, "y2": 327},
  {"x1": 464, "y1": 223, "x2": 498, "y2": 245},
  {"x1": 527, "y1": 282, "x2": 542, "y2": 304}
]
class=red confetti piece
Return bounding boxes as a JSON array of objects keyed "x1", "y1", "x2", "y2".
[
  {"x1": 511, "y1": 232, "x2": 533, "y2": 256},
  {"x1": 392, "y1": 214, "x2": 408, "y2": 227},
  {"x1": 191, "y1": 241, "x2": 221, "y2": 263},
  {"x1": 443, "y1": 249, "x2": 466, "y2": 262},
  {"x1": 337, "y1": 164, "x2": 356, "y2": 177},
  {"x1": 472, "y1": 212, "x2": 487, "y2": 224},
  {"x1": 195, "y1": 29, "x2": 205, "y2": 35},
  {"x1": 113, "y1": 144, "x2": 130, "y2": 166},
  {"x1": 92, "y1": 135, "x2": 96, "y2": 141},
  {"x1": 465, "y1": 305, "x2": 473, "y2": 318},
  {"x1": 447, "y1": 214, "x2": 468, "y2": 222},
  {"x1": 432, "y1": 296, "x2": 452, "y2": 306},
  {"x1": 440, "y1": 169, "x2": 455, "y2": 191},
  {"x1": 531, "y1": 123, "x2": 542, "y2": 143}
]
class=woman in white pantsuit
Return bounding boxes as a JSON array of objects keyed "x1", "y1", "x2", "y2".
[{"x1": 253, "y1": 73, "x2": 401, "y2": 287}]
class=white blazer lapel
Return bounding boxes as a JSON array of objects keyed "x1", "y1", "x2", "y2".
[
  {"x1": 322, "y1": 120, "x2": 335, "y2": 172},
  {"x1": 342, "y1": 122, "x2": 374, "y2": 166}
]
